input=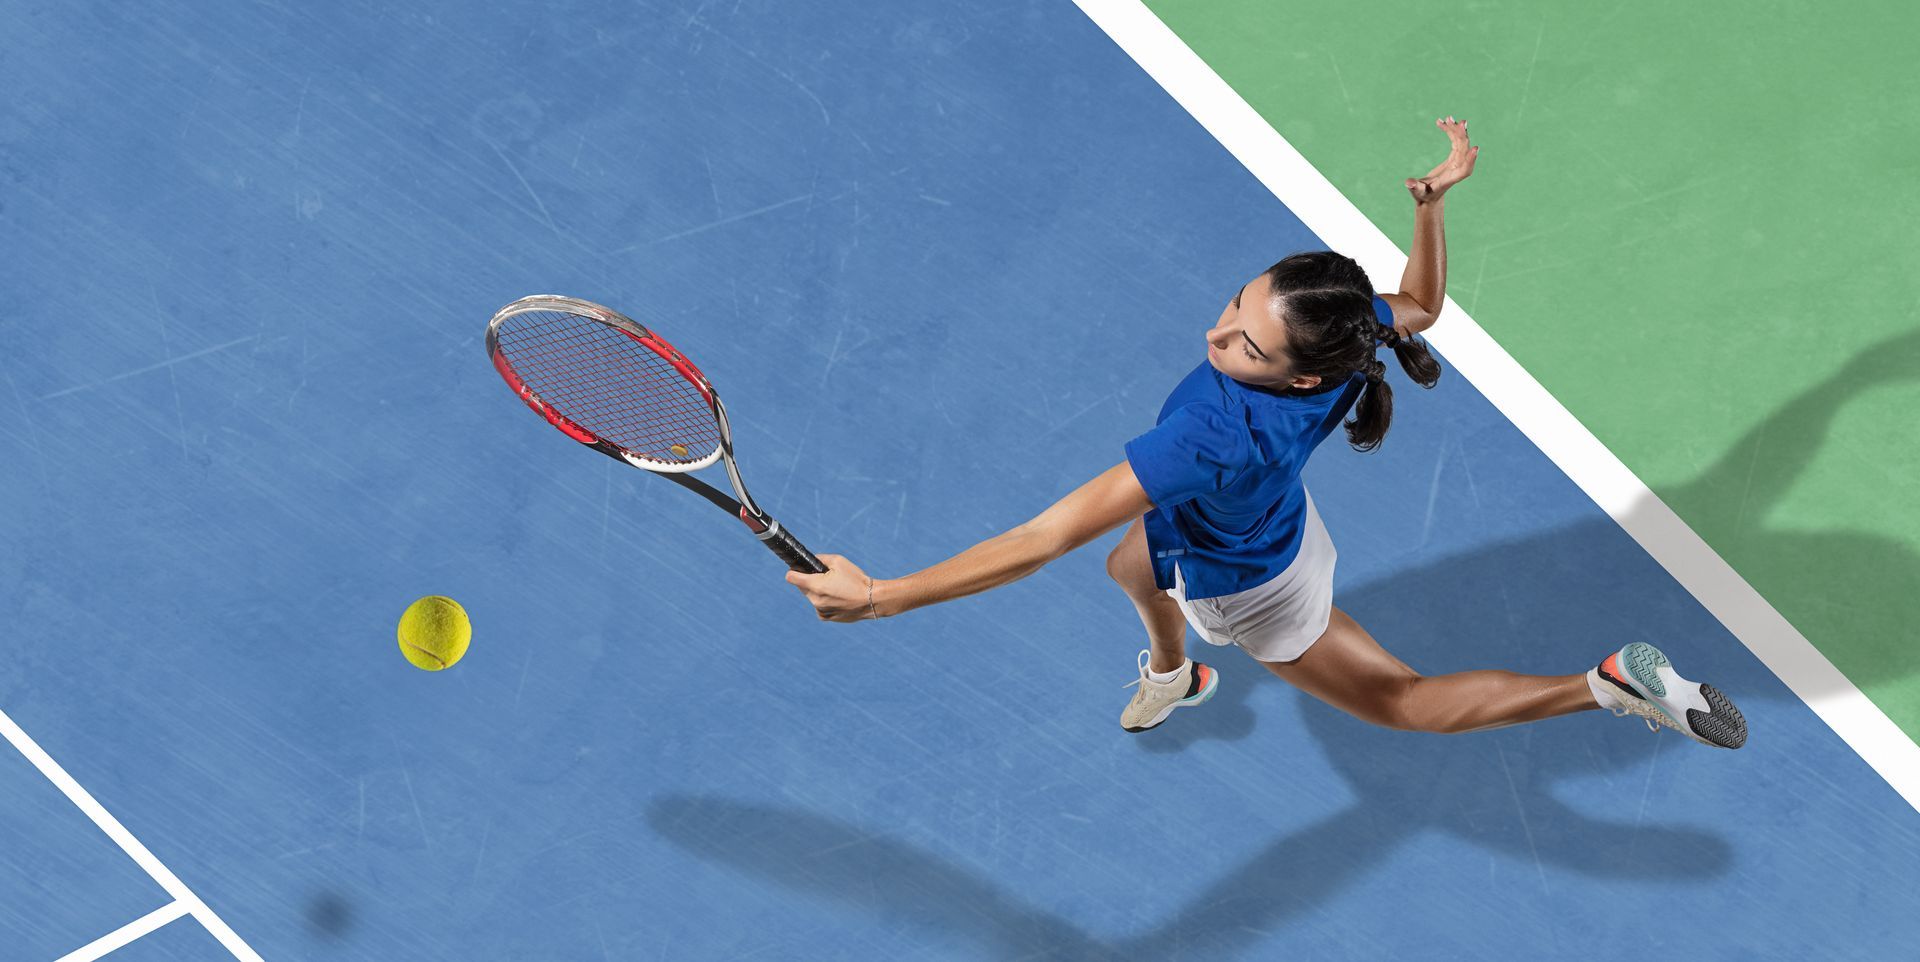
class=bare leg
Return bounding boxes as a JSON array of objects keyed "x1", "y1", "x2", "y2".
[
  {"x1": 1265, "y1": 606, "x2": 1597, "y2": 733},
  {"x1": 1106, "y1": 517, "x2": 1189, "y2": 674}
]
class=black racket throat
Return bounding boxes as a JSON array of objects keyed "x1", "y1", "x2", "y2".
[
  {"x1": 659, "y1": 472, "x2": 827, "y2": 574},
  {"x1": 661, "y1": 470, "x2": 745, "y2": 516}
]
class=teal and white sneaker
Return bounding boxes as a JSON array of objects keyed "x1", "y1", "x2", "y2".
[{"x1": 1591, "y1": 642, "x2": 1747, "y2": 749}]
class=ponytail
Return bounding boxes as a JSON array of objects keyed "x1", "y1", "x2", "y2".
[
  {"x1": 1375, "y1": 322, "x2": 1442, "y2": 388},
  {"x1": 1346, "y1": 323, "x2": 1442, "y2": 451},
  {"x1": 1346, "y1": 357, "x2": 1394, "y2": 451}
]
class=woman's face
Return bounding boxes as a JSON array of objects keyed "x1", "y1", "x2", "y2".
[{"x1": 1206, "y1": 273, "x2": 1321, "y2": 391}]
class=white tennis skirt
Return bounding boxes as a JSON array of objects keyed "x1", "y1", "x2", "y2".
[{"x1": 1167, "y1": 487, "x2": 1337, "y2": 664}]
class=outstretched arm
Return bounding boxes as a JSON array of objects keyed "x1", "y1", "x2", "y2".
[
  {"x1": 1379, "y1": 115, "x2": 1477, "y2": 337},
  {"x1": 787, "y1": 462, "x2": 1155, "y2": 622}
]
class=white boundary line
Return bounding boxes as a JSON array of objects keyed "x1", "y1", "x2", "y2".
[
  {"x1": 0, "y1": 706, "x2": 265, "y2": 961},
  {"x1": 55, "y1": 900, "x2": 191, "y2": 962},
  {"x1": 1071, "y1": 0, "x2": 1920, "y2": 813}
]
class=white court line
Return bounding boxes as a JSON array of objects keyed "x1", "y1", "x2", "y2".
[
  {"x1": 55, "y1": 900, "x2": 191, "y2": 962},
  {"x1": 0, "y1": 707, "x2": 265, "y2": 961},
  {"x1": 1070, "y1": 0, "x2": 1920, "y2": 813}
]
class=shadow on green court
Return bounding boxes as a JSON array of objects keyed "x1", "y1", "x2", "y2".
[{"x1": 1652, "y1": 326, "x2": 1920, "y2": 725}]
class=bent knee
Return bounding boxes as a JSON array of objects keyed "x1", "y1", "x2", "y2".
[{"x1": 1105, "y1": 543, "x2": 1154, "y2": 593}]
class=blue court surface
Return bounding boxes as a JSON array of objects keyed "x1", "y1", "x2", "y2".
[{"x1": 4, "y1": 1, "x2": 1918, "y2": 959}]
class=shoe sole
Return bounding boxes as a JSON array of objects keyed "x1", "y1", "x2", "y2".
[
  {"x1": 1689, "y1": 684, "x2": 1747, "y2": 750},
  {"x1": 1123, "y1": 663, "x2": 1219, "y2": 733},
  {"x1": 1613, "y1": 642, "x2": 1748, "y2": 750}
]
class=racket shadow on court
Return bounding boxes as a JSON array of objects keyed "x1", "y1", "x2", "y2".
[{"x1": 642, "y1": 329, "x2": 1919, "y2": 957}]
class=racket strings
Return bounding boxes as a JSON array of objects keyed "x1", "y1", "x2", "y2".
[
  {"x1": 518, "y1": 326, "x2": 705, "y2": 433},
  {"x1": 494, "y1": 310, "x2": 722, "y2": 464},
  {"x1": 512, "y1": 331, "x2": 717, "y2": 459},
  {"x1": 505, "y1": 315, "x2": 716, "y2": 453}
]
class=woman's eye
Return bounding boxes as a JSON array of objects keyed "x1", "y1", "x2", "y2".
[{"x1": 1242, "y1": 345, "x2": 1258, "y2": 360}]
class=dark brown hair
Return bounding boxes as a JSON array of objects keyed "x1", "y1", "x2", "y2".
[{"x1": 1264, "y1": 251, "x2": 1443, "y2": 451}]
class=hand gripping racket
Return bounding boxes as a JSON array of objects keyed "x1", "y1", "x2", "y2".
[{"x1": 486, "y1": 294, "x2": 828, "y2": 574}]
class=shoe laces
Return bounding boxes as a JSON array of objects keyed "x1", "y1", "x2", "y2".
[
  {"x1": 1122, "y1": 649, "x2": 1179, "y2": 690},
  {"x1": 1609, "y1": 704, "x2": 1660, "y2": 733}
]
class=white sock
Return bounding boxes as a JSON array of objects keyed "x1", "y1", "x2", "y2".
[
  {"x1": 1147, "y1": 660, "x2": 1188, "y2": 685},
  {"x1": 1586, "y1": 667, "x2": 1624, "y2": 710}
]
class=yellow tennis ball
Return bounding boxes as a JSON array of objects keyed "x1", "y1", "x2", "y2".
[{"x1": 397, "y1": 596, "x2": 471, "y2": 671}]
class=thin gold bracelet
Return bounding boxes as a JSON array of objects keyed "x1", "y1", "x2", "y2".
[{"x1": 865, "y1": 577, "x2": 879, "y2": 620}]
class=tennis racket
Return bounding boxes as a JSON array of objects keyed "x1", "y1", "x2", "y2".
[{"x1": 485, "y1": 294, "x2": 828, "y2": 574}]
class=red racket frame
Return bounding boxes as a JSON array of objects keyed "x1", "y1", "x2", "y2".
[{"x1": 486, "y1": 295, "x2": 826, "y2": 573}]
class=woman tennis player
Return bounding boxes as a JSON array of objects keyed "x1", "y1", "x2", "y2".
[{"x1": 787, "y1": 117, "x2": 1747, "y2": 750}]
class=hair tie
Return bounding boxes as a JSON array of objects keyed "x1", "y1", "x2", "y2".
[{"x1": 1374, "y1": 323, "x2": 1402, "y2": 350}]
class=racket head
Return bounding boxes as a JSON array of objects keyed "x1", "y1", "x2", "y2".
[{"x1": 486, "y1": 295, "x2": 727, "y2": 473}]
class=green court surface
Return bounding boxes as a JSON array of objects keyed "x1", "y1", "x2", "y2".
[{"x1": 1145, "y1": 0, "x2": 1920, "y2": 736}]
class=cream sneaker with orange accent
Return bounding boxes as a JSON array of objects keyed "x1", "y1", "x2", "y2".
[{"x1": 1120, "y1": 650, "x2": 1218, "y2": 733}]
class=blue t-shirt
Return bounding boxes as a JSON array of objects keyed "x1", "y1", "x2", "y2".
[{"x1": 1122, "y1": 296, "x2": 1389, "y2": 599}]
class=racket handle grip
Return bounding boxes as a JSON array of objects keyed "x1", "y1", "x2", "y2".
[{"x1": 757, "y1": 520, "x2": 827, "y2": 574}]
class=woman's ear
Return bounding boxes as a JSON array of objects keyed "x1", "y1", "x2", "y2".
[{"x1": 1288, "y1": 373, "x2": 1323, "y2": 390}]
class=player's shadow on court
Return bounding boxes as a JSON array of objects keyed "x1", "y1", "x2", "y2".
[
  {"x1": 648, "y1": 601, "x2": 1732, "y2": 960},
  {"x1": 644, "y1": 329, "x2": 1919, "y2": 958}
]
